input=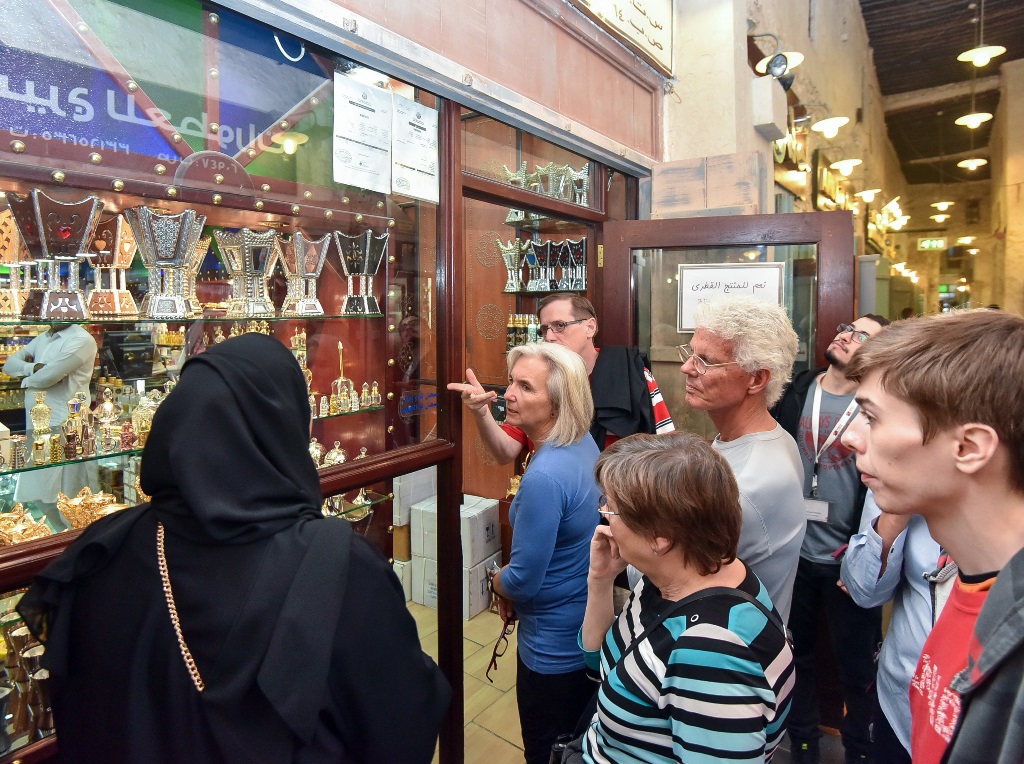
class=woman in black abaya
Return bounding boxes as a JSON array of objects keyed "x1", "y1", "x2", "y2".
[{"x1": 18, "y1": 333, "x2": 450, "y2": 763}]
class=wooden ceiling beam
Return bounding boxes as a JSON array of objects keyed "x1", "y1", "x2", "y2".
[{"x1": 883, "y1": 76, "x2": 1001, "y2": 114}]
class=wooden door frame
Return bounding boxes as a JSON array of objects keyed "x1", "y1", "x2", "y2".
[{"x1": 601, "y1": 211, "x2": 856, "y2": 366}]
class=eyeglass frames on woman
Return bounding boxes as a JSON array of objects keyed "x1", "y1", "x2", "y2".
[
  {"x1": 836, "y1": 324, "x2": 871, "y2": 343},
  {"x1": 597, "y1": 494, "x2": 619, "y2": 518},
  {"x1": 538, "y1": 318, "x2": 586, "y2": 335},
  {"x1": 485, "y1": 615, "x2": 517, "y2": 682},
  {"x1": 676, "y1": 344, "x2": 740, "y2": 375}
]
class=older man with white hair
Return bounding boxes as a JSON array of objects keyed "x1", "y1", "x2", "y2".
[{"x1": 679, "y1": 295, "x2": 806, "y2": 623}]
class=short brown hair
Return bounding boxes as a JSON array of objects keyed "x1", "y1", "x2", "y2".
[
  {"x1": 537, "y1": 293, "x2": 597, "y2": 321},
  {"x1": 594, "y1": 432, "x2": 741, "y2": 575},
  {"x1": 845, "y1": 310, "x2": 1024, "y2": 493}
]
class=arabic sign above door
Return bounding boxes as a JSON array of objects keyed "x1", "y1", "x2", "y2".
[{"x1": 568, "y1": 0, "x2": 674, "y2": 75}]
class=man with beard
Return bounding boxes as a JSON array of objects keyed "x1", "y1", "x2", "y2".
[{"x1": 770, "y1": 315, "x2": 890, "y2": 764}]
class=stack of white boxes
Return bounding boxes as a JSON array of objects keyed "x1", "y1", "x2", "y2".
[
  {"x1": 390, "y1": 467, "x2": 436, "y2": 602},
  {"x1": 410, "y1": 492, "x2": 501, "y2": 619}
]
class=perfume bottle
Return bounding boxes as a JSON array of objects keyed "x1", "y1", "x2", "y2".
[
  {"x1": 308, "y1": 437, "x2": 325, "y2": 467},
  {"x1": 29, "y1": 392, "x2": 51, "y2": 436},
  {"x1": 331, "y1": 342, "x2": 355, "y2": 413},
  {"x1": 132, "y1": 390, "x2": 163, "y2": 448},
  {"x1": 360, "y1": 382, "x2": 371, "y2": 408},
  {"x1": 370, "y1": 381, "x2": 382, "y2": 406},
  {"x1": 95, "y1": 387, "x2": 121, "y2": 454}
]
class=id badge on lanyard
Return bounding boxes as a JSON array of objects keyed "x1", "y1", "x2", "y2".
[{"x1": 806, "y1": 378, "x2": 858, "y2": 522}]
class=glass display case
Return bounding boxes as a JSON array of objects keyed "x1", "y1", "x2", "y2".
[{"x1": 0, "y1": 1, "x2": 447, "y2": 759}]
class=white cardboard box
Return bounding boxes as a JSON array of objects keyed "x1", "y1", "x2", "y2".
[
  {"x1": 461, "y1": 500, "x2": 500, "y2": 567},
  {"x1": 464, "y1": 551, "x2": 501, "y2": 620},
  {"x1": 392, "y1": 560, "x2": 413, "y2": 602},
  {"x1": 393, "y1": 467, "x2": 436, "y2": 525},
  {"x1": 412, "y1": 551, "x2": 501, "y2": 620},
  {"x1": 410, "y1": 497, "x2": 438, "y2": 559},
  {"x1": 411, "y1": 555, "x2": 438, "y2": 609}
]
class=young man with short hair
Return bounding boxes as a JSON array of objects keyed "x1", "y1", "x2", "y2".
[{"x1": 841, "y1": 310, "x2": 1024, "y2": 764}]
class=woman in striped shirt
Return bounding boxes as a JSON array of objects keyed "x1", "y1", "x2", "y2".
[{"x1": 576, "y1": 432, "x2": 794, "y2": 764}]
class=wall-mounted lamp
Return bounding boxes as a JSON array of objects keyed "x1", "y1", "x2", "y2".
[
  {"x1": 750, "y1": 33, "x2": 803, "y2": 77},
  {"x1": 811, "y1": 116, "x2": 850, "y2": 140},
  {"x1": 957, "y1": 157, "x2": 988, "y2": 171},
  {"x1": 271, "y1": 131, "x2": 310, "y2": 155},
  {"x1": 930, "y1": 213, "x2": 951, "y2": 223},
  {"x1": 854, "y1": 188, "x2": 882, "y2": 203},
  {"x1": 830, "y1": 158, "x2": 862, "y2": 177},
  {"x1": 931, "y1": 201, "x2": 955, "y2": 212},
  {"x1": 957, "y1": 0, "x2": 1006, "y2": 67}
]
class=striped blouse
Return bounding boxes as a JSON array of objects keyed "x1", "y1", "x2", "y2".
[{"x1": 580, "y1": 566, "x2": 794, "y2": 763}]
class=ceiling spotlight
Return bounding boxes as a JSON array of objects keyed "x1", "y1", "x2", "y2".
[
  {"x1": 958, "y1": 157, "x2": 988, "y2": 171},
  {"x1": 955, "y1": 111, "x2": 993, "y2": 129},
  {"x1": 830, "y1": 158, "x2": 862, "y2": 176},
  {"x1": 931, "y1": 201, "x2": 955, "y2": 212},
  {"x1": 811, "y1": 116, "x2": 850, "y2": 139},
  {"x1": 957, "y1": 236, "x2": 976, "y2": 244},
  {"x1": 930, "y1": 213, "x2": 951, "y2": 223},
  {"x1": 854, "y1": 188, "x2": 882, "y2": 203},
  {"x1": 968, "y1": 248, "x2": 980, "y2": 255}
]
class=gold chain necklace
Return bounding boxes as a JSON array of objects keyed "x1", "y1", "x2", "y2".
[{"x1": 157, "y1": 522, "x2": 206, "y2": 693}]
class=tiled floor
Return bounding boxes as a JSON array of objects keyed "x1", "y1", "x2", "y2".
[
  {"x1": 410, "y1": 603, "x2": 525, "y2": 763},
  {"x1": 411, "y1": 602, "x2": 849, "y2": 764}
]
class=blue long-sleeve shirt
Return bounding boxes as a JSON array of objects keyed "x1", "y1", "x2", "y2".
[
  {"x1": 841, "y1": 492, "x2": 941, "y2": 752},
  {"x1": 504, "y1": 435, "x2": 600, "y2": 673}
]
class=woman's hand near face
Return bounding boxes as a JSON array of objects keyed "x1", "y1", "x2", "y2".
[{"x1": 589, "y1": 525, "x2": 627, "y2": 583}]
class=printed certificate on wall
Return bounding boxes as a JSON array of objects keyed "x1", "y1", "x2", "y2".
[
  {"x1": 392, "y1": 94, "x2": 439, "y2": 204},
  {"x1": 333, "y1": 73, "x2": 392, "y2": 194},
  {"x1": 677, "y1": 263, "x2": 785, "y2": 332}
]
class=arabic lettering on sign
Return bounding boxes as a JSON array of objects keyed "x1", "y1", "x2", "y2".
[
  {"x1": 677, "y1": 264, "x2": 785, "y2": 332},
  {"x1": 399, "y1": 390, "x2": 438, "y2": 422},
  {"x1": 0, "y1": 68, "x2": 264, "y2": 160},
  {"x1": 571, "y1": 0, "x2": 672, "y2": 73}
]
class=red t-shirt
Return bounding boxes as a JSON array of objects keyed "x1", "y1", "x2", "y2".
[{"x1": 909, "y1": 576, "x2": 993, "y2": 764}]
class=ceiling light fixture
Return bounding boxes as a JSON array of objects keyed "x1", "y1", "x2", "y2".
[
  {"x1": 271, "y1": 131, "x2": 309, "y2": 155},
  {"x1": 931, "y1": 201, "x2": 955, "y2": 212},
  {"x1": 930, "y1": 213, "x2": 951, "y2": 223},
  {"x1": 830, "y1": 158, "x2": 862, "y2": 177},
  {"x1": 958, "y1": 157, "x2": 988, "y2": 171},
  {"x1": 955, "y1": 111, "x2": 993, "y2": 129},
  {"x1": 958, "y1": 236, "x2": 976, "y2": 244},
  {"x1": 957, "y1": 0, "x2": 1006, "y2": 67},
  {"x1": 854, "y1": 188, "x2": 882, "y2": 203},
  {"x1": 968, "y1": 248, "x2": 980, "y2": 255}
]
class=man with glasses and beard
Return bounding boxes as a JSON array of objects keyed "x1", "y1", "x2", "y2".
[
  {"x1": 770, "y1": 314, "x2": 890, "y2": 764},
  {"x1": 679, "y1": 295, "x2": 806, "y2": 624},
  {"x1": 448, "y1": 293, "x2": 673, "y2": 463}
]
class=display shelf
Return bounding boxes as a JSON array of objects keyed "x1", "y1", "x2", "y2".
[
  {"x1": 503, "y1": 288, "x2": 586, "y2": 296},
  {"x1": 313, "y1": 405, "x2": 384, "y2": 421},
  {"x1": 327, "y1": 489, "x2": 388, "y2": 520},
  {"x1": 0, "y1": 313, "x2": 384, "y2": 327},
  {"x1": 0, "y1": 446, "x2": 143, "y2": 478}
]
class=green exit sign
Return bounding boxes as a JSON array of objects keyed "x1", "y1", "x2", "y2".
[
  {"x1": 938, "y1": 284, "x2": 950, "y2": 293},
  {"x1": 918, "y1": 237, "x2": 947, "y2": 251}
]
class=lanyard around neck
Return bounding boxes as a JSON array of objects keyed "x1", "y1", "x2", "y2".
[{"x1": 810, "y1": 376, "x2": 859, "y2": 468}]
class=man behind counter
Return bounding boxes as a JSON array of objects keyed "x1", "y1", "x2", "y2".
[{"x1": 3, "y1": 323, "x2": 98, "y2": 509}]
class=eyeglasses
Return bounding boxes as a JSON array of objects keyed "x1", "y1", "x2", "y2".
[
  {"x1": 485, "y1": 615, "x2": 517, "y2": 683},
  {"x1": 677, "y1": 344, "x2": 739, "y2": 375},
  {"x1": 538, "y1": 318, "x2": 586, "y2": 335},
  {"x1": 597, "y1": 494, "x2": 619, "y2": 518},
  {"x1": 836, "y1": 323, "x2": 871, "y2": 343}
]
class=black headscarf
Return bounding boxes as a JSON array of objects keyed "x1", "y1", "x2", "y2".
[
  {"x1": 142, "y1": 332, "x2": 322, "y2": 543},
  {"x1": 18, "y1": 333, "x2": 353, "y2": 760}
]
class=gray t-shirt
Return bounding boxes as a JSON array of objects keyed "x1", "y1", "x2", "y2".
[
  {"x1": 713, "y1": 424, "x2": 807, "y2": 623},
  {"x1": 796, "y1": 382, "x2": 863, "y2": 564}
]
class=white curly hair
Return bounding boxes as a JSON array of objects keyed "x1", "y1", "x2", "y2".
[{"x1": 693, "y1": 295, "x2": 798, "y2": 407}]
